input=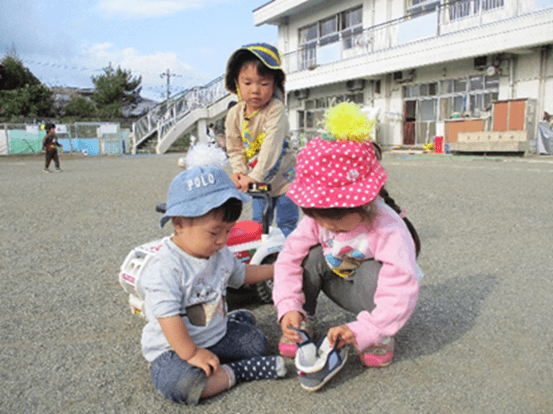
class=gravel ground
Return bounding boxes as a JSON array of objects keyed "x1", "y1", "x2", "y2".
[{"x1": 1, "y1": 151, "x2": 552, "y2": 413}]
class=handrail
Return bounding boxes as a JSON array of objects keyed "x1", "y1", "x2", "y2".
[{"x1": 132, "y1": 75, "x2": 228, "y2": 150}]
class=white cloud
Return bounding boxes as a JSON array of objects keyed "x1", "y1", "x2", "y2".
[
  {"x1": 80, "y1": 42, "x2": 210, "y2": 99},
  {"x1": 97, "y1": 0, "x2": 225, "y2": 18}
]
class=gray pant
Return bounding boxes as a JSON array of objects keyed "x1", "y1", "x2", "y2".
[{"x1": 302, "y1": 245, "x2": 382, "y2": 316}]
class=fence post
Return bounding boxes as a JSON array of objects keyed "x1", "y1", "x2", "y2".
[{"x1": 4, "y1": 124, "x2": 9, "y2": 155}]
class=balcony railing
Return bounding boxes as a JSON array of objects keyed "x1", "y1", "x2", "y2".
[{"x1": 282, "y1": 0, "x2": 511, "y2": 75}]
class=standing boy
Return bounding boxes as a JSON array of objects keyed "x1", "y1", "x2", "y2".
[{"x1": 41, "y1": 123, "x2": 63, "y2": 173}]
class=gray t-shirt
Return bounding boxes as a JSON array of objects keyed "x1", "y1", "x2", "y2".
[{"x1": 139, "y1": 237, "x2": 246, "y2": 362}]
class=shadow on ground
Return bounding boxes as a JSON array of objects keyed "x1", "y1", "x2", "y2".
[{"x1": 237, "y1": 273, "x2": 498, "y2": 391}]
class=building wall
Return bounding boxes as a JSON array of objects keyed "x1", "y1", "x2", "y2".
[
  {"x1": 286, "y1": 46, "x2": 553, "y2": 146},
  {"x1": 273, "y1": 0, "x2": 553, "y2": 146}
]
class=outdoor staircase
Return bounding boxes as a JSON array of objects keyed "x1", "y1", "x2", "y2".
[
  {"x1": 132, "y1": 75, "x2": 232, "y2": 154},
  {"x1": 136, "y1": 135, "x2": 158, "y2": 154}
]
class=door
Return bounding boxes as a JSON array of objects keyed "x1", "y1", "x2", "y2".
[{"x1": 403, "y1": 101, "x2": 416, "y2": 145}]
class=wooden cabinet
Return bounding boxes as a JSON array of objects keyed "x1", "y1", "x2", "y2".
[
  {"x1": 492, "y1": 99, "x2": 537, "y2": 140},
  {"x1": 444, "y1": 119, "x2": 485, "y2": 143}
]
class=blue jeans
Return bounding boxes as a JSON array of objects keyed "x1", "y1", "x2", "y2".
[
  {"x1": 149, "y1": 314, "x2": 266, "y2": 405},
  {"x1": 252, "y1": 194, "x2": 299, "y2": 237}
]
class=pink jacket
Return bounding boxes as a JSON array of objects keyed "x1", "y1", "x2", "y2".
[{"x1": 273, "y1": 198, "x2": 422, "y2": 351}]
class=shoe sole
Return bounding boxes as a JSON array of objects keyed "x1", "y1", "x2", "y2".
[
  {"x1": 359, "y1": 353, "x2": 393, "y2": 368},
  {"x1": 300, "y1": 349, "x2": 348, "y2": 392}
]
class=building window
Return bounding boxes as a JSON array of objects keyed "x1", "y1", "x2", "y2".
[
  {"x1": 406, "y1": 0, "x2": 440, "y2": 15},
  {"x1": 298, "y1": 5, "x2": 363, "y2": 69},
  {"x1": 341, "y1": 7, "x2": 363, "y2": 49},
  {"x1": 299, "y1": 92, "x2": 365, "y2": 137},
  {"x1": 436, "y1": 73, "x2": 499, "y2": 119},
  {"x1": 404, "y1": 74, "x2": 499, "y2": 144},
  {"x1": 448, "y1": 0, "x2": 504, "y2": 21}
]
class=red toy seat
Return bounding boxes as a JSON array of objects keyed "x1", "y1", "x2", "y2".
[{"x1": 227, "y1": 220, "x2": 262, "y2": 246}]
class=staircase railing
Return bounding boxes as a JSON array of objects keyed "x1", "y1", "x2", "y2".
[{"x1": 132, "y1": 75, "x2": 229, "y2": 151}]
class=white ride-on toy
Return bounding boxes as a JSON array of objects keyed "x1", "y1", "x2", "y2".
[{"x1": 119, "y1": 183, "x2": 284, "y2": 319}]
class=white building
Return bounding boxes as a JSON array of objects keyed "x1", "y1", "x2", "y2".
[{"x1": 253, "y1": 0, "x2": 553, "y2": 148}]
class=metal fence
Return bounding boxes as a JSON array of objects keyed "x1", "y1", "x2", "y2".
[{"x1": 0, "y1": 122, "x2": 131, "y2": 156}]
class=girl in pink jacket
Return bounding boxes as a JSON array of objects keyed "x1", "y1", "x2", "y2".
[{"x1": 273, "y1": 102, "x2": 423, "y2": 368}]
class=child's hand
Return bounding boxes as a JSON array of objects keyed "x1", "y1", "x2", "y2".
[
  {"x1": 328, "y1": 325, "x2": 356, "y2": 350},
  {"x1": 187, "y1": 348, "x2": 220, "y2": 376},
  {"x1": 230, "y1": 173, "x2": 242, "y2": 189},
  {"x1": 238, "y1": 175, "x2": 256, "y2": 193},
  {"x1": 280, "y1": 311, "x2": 304, "y2": 343}
]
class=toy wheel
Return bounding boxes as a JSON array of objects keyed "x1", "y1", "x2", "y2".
[{"x1": 255, "y1": 253, "x2": 278, "y2": 304}]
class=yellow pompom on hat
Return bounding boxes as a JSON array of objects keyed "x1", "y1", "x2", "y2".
[
  {"x1": 322, "y1": 102, "x2": 375, "y2": 142},
  {"x1": 287, "y1": 102, "x2": 386, "y2": 209}
]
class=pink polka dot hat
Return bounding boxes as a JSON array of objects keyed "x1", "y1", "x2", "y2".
[{"x1": 287, "y1": 102, "x2": 387, "y2": 208}]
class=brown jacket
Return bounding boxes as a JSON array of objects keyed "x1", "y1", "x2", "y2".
[
  {"x1": 42, "y1": 134, "x2": 61, "y2": 152},
  {"x1": 225, "y1": 98, "x2": 296, "y2": 197}
]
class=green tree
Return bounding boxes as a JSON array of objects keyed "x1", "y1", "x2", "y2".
[
  {"x1": 63, "y1": 96, "x2": 98, "y2": 118},
  {"x1": 0, "y1": 55, "x2": 40, "y2": 90},
  {"x1": 0, "y1": 84, "x2": 53, "y2": 118},
  {"x1": 91, "y1": 65, "x2": 142, "y2": 118},
  {"x1": 0, "y1": 55, "x2": 52, "y2": 118}
]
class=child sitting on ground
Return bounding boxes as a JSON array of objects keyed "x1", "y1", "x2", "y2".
[
  {"x1": 224, "y1": 42, "x2": 299, "y2": 237},
  {"x1": 273, "y1": 102, "x2": 423, "y2": 369},
  {"x1": 139, "y1": 150, "x2": 286, "y2": 405}
]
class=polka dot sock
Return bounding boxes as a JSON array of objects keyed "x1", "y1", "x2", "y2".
[{"x1": 225, "y1": 356, "x2": 286, "y2": 384}]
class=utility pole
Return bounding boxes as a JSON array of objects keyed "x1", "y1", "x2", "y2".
[{"x1": 160, "y1": 69, "x2": 181, "y2": 100}]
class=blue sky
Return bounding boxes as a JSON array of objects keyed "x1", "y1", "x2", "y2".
[{"x1": 0, "y1": 0, "x2": 277, "y2": 101}]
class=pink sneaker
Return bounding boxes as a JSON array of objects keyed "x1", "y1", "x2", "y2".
[
  {"x1": 359, "y1": 337, "x2": 395, "y2": 368},
  {"x1": 278, "y1": 319, "x2": 315, "y2": 358}
]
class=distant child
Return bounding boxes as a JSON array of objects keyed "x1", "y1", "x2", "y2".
[
  {"x1": 273, "y1": 102, "x2": 423, "y2": 369},
  {"x1": 41, "y1": 123, "x2": 63, "y2": 173},
  {"x1": 139, "y1": 152, "x2": 286, "y2": 405},
  {"x1": 224, "y1": 42, "x2": 299, "y2": 237}
]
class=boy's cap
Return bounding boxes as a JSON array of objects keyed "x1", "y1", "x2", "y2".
[
  {"x1": 225, "y1": 42, "x2": 285, "y2": 94},
  {"x1": 159, "y1": 165, "x2": 251, "y2": 228},
  {"x1": 287, "y1": 138, "x2": 387, "y2": 209}
]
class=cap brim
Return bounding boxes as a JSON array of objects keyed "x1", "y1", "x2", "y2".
[{"x1": 160, "y1": 189, "x2": 251, "y2": 228}]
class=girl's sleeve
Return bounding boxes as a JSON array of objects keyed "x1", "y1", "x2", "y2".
[
  {"x1": 347, "y1": 219, "x2": 420, "y2": 351},
  {"x1": 248, "y1": 101, "x2": 288, "y2": 183},
  {"x1": 225, "y1": 105, "x2": 248, "y2": 175},
  {"x1": 273, "y1": 217, "x2": 320, "y2": 321}
]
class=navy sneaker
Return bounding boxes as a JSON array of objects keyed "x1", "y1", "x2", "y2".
[{"x1": 293, "y1": 328, "x2": 348, "y2": 392}]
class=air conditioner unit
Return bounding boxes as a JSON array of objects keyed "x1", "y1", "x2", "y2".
[
  {"x1": 294, "y1": 89, "x2": 309, "y2": 100},
  {"x1": 346, "y1": 79, "x2": 365, "y2": 91},
  {"x1": 474, "y1": 56, "x2": 488, "y2": 70}
]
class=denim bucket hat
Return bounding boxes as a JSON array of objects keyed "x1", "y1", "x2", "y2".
[
  {"x1": 225, "y1": 42, "x2": 285, "y2": 94},
  {"x1": 159, "y1": 165, "x2": 251, "y2": 228}
]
